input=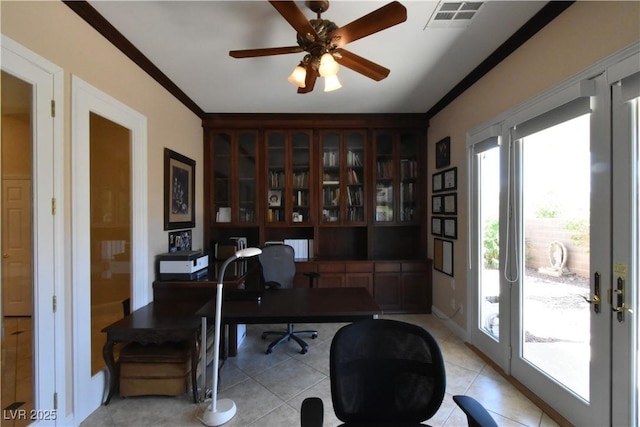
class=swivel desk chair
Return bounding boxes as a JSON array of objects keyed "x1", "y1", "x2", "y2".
[{"x1": 258, "y1": 244, "x2": 319, "y2": 354}]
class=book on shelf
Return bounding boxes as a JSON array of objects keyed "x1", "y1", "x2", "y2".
[{"x1": 284, "y1": 238, "x2": 314, "y2": 260}]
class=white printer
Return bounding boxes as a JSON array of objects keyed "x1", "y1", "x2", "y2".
[{"x1": 158, "y1": 250, "x2": 209, "y2": 280}]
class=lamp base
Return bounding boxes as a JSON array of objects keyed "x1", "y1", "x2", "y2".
[{"x1": 200, "y1": 399, "x2": 237, "y2": 426}]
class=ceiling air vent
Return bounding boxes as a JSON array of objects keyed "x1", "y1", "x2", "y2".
[{"x1": 425, "y1": 2, "x2": 483, "y2": 29}]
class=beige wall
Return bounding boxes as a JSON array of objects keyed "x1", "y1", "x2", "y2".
[
  {"x1": 2, "y1": 1, "x2": 203, "y2": 418},
  {"x1": 428, "y1": 1, "x2": 640, "y2": 330}
]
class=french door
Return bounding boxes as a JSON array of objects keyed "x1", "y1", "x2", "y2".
[{"x1": 469, "y1": 74, "x2": 615, "y2": 425}]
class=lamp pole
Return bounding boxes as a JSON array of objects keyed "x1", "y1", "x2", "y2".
[{"x1": 200, "y1": 247, "x2": 262, "y2": 426}]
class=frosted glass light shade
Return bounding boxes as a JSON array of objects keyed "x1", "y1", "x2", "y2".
[
  {"x1": 288, "y1": 65, "x2": 307, "y2": 88},
  {"x1": 319, "y1": 53, "x2": 339, "y2": 77},
  {"x1": 324, "y1": 74, "x2": 342, "y2": 92}
]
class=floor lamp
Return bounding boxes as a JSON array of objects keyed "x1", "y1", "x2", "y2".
[{"x1": 200, "y1": 247, "x2": 262, "y2": 426}]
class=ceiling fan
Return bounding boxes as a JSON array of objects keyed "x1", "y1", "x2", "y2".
[{"x1": 229, "y1": 0, "x2": 407, "y2": 93}]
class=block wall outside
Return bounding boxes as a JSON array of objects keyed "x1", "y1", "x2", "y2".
[{"x1": 524, "y1": 218, "x2": 590, "y2": 278}]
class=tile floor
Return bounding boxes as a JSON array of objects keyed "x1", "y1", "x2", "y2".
[{"x1": 81, "y1": 314, "x2": 560, "y2": 427}]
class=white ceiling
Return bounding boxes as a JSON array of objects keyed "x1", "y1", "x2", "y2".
[{"x1": 87, "y1": 1, "x2": 548, "y2": 115}]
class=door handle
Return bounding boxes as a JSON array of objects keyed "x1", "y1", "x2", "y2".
[
  {"x1": 612, "y1": 276, "x2": 628, "y2": 322},
  {"x1": 2, "y1": 253, "x2": 8, "y2": 259},
  {"x1": 582, "y1": 272, "x2": 601, "y2": 314}
]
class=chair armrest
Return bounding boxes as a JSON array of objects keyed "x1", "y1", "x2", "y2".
[
  {"x1": 453, "y1": 395, "x2": 498, "y2": 427},
  {"x1": 300, "y1": 397, "x2": 323, "y2": 427}
]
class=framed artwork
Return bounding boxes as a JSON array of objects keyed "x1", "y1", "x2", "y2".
[
  {"x1": 434, "y1": 238, "x2": 454, "y2": 276},
  {"x1": 432, "y1": 172, "x2": 443, "y2": 193},
  {"x1": 443, "y1": 217, "x2": 458, "y2": 239},
  {"x1": 268, "y1": 190, "x2": 282, "y2": 207},
  {"x1": 431, "y1": 195, "x2": 443, "y2": 214},
  {"x1": 443, "y1": 193, "x2": 457, "y2": 215},
  {"x1": 435, "y1": 136, "x2": 451, "y2": 169},
  {"x1": 443, "y1": 167, "x2": 457, "y2": 191},
  {"x1": 164, "y1": 148, "x2": 195, "y2": 230},
  {"x1": 168, "y1": 230, "x2": 192, "y2": 252},
  {"x1": 431, "y1": 217, "x2": 443, "y2": 236}
]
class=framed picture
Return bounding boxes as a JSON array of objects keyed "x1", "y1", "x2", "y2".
[
  {"x1": 432, "y1": 172, "x2": 443, "y2": 193},
  {"x1": 432, "y1": 195, "x2": 443, "y2": 214},
  {"x1": 434, "y1": 238, "x2": 454, "y2": 276},
  {"x1": 168, "y1": 229, "x2": 192, "y2": 252},
  {"x1": 435, "y1": 136, "x2": 451, "y2": 169},
  {"x1": 268, "y1": 190, "x2": 282, "y2": 207},
  {"x1": 443, "y1": 167, "x2": 457, "y2": 191},
  {"x1": 431, "y1": 217, "x2": 443, "y2": 236},
  {"x1": 164, "y1": 148, "x2": 195, "y2": 230},
  {"x1": 443, "y1": 193, "x2": 457, "y2": 215},
  {"x1": 443, "y1": 217, "x2": 457, "y2": 239}
]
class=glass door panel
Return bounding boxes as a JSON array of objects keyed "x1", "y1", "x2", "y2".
[
  {"x1": 399, "y1": 133, "x2": 418, "y2": 222},
  {"x1": 237, "y1": 132, "x2": 257, "y2": 223},
  {"x1": 519, "y1": 114, "x2": 591, "y2": 399},
  {"x1": 478, "y1": 146, "x2": 501, "y2": 340},
  {"x1": 213, "y1": 133, "x2": 232, "y2": 223},
  {"x1": 321, "y1": 132, "x2": 341, "y2": 223},
  {"x1": 375, "y1": 133, "x2": 394, "y2": 222},
  {"x1": 267, "y1": 132, "x2": 286, "y2": 223},
  {"x1": 346, "y1": 131, "x2": 365, "y2": 223},
  {"x1": 291, "y1": 131, "x2": 311, "y2": 224}
]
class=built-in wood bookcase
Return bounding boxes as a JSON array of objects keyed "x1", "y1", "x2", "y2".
[
  {"x1": 203, "y1": 114, "x2": 430, "y2": 312},
  {"x1": 203, "y1": 114, "x2": 428, "y2": 262}
]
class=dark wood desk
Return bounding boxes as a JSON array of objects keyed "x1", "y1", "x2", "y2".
[
  {"x1": 101, "y1": 302, "x2": 201, "y2": 405},
  {"x1": 197, "y1": 287, "x2": 382, "y2": 357}
]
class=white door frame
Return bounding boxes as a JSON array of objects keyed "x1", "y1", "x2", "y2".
[
  {"x1": 71, "y1": 75, "x2": 148, "y2": 422},
  {"x1": 1, "y1": 35, "x2": 65, "y2": 425}
]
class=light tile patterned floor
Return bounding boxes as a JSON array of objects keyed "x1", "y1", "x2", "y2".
[{"x1": 79, "y1": 314, "x2": 560, "y2": 427}]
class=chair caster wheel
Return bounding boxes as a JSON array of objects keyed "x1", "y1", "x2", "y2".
[
  {"x1": 261, "y1": 334, "x2": 267, "y2": 340},
  {"x1": 266, "y1": 348, "x2": 273, "y2": 355},
  {"x1": 300, "y1": 348, "x2": 308, "y2": 354},
  {"x1": 311, "y1": 333, "x2": 318, "y2": 339}
]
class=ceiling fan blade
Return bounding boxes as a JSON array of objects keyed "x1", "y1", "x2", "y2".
[
  {"x1": 329, "y1": 1, "x2": 407, "y2": 47},
  {"x1": 269, "y1": 0, "x2": 319, "y2": 41},
  {"x1": 229, "y1": 46, "x2": 304, "y2": 58},
  {"x1": 334, "y1": 49, "x2": 390, "y2": 81},
  {"x1": 297, "y1": 63, "x2": 317, "y2": 94}
]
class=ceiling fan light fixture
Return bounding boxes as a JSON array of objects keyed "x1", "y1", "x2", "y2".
[
  {"x1": 324, "y1": 74, "x2": 342, "y2": 92},
  {"x1": 318, "y1": 52, "x2": 339, "y2": 77},
  {"x1": 288, "y1": 64, "x2": 307, "y2": 88}
]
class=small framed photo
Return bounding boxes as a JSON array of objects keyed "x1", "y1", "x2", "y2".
[
  {"x1": 443, "y1": 217, "x2": 457, "y2": 239},
  {"x1": 431, "y1": 217, "x2": 443, "y2": 236},
  {"x1": 432, "y1": 172, "x2": 443, "y2": 193},
  {"x1": 443, "y1": 167, "x2": 457, "y2": 191},
  {"x1": 432, "y1": 195, "x2": 443, "y2": 214},
  {"x1": 435, "y1": 136, "x2": 451, "y2": 169},
  {"x1": 443, "y1": 193, "x2": 457, "y2": 215},
  {"x1": 268, "y1": 190, "x2": 282, "y2": 207},
  {"x1": 164, "y1": 148, "x2": 195, "y2": 230}
]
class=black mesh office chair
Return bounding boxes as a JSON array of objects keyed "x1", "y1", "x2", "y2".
[
  {"x1": 258, "y1": 244, "x2": 319, "y2": 354},
  {"x1": 300, "y1": 319, "x2": 498, "y2": 427}
]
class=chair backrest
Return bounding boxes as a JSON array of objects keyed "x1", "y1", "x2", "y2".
[
  {"x1": 258, "y1": 244, "x2": 296, "y2": 289},
  {"x1": 330, "y1": 319, "x2": 446, "y2": 426}
]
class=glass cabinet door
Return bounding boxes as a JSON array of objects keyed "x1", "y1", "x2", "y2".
[
  {"x1": 399, "y1": 132, "x2": 418, "y2": 222},
  {"x1": 266, "y1": 132, "x2": 286, "y2": 223},
  {"x1": 237, "y1": 131, "x2": 257, "y2": 223},
  {"x1": 213, "y1": 132, "x2": 232, "y2": 223},
  {"x1": 321, "y1": 132, "x2": 341, "y2": 223},
  {"x1": 375, "y1": 132, "x2": 394, "y2": 222},
  {"x1": 291, "y1": 131, "x2": 312, "y2": 224},
  {"x1": 345, "y1": 131, "x2": 366, "y2": 223}
]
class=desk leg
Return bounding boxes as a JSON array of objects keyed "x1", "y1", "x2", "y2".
[
  {"x1": 190, "y1": 337, "x2": 198, "y2": 403},
  {"x1": 102, "y1": 339, "x2": 117, "y2": 405}
]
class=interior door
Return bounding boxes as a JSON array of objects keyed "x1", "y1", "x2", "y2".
[
  {"x1": 507, "y1": 76, "x2": 610, "y2": 426},
  {"x1": 2, "y1": 178, "x2": 32, "y2": 316},
  {"x1": 71, "y1": 76, "x2": 148, "y2": 422}
]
